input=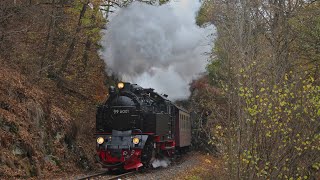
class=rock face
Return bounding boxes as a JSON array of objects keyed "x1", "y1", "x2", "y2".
[{"x1": 0, "y1": 65, "x2": 89, "y2": 178}]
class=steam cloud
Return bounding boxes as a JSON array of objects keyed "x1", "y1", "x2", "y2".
[
  {"x1": 100, "y1": 1, "x2": 213, "y2": 100},
  {"x1": 152, "y1": 158, "x2": 171, "y2": 168}
]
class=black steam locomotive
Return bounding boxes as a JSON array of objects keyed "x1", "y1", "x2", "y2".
[{"x1": 95, "y1": 82, "x2": 191, "y2": 171}]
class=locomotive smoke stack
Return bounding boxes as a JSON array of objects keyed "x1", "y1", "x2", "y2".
[{"x1": 100, "y1": 0, "x2": 213, "y2": 100}]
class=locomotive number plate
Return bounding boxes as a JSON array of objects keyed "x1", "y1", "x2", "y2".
[{"x1": 113, "y1": 109, "x2": 130, "y2": 114}]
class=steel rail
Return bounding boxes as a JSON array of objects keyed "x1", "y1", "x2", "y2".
[
  {"x1": 105, "y1": 171, "x2": 135, "y2": 180},
  {"x1": 76, "y1": 171, "x2": 108, "y2": 180},
  {"x1": 76, "y1": 171, "x2": 135, "y2": 180}
]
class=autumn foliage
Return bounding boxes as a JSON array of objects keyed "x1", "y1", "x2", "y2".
[
  {"x1": 196, "y1": 0, "x2": 320, "y2": 179},
  {"x1": 0, "y1": 0, "x2": 109, "y2": 178}
]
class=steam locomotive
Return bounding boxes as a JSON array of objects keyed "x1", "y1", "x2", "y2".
[{"x1": 94, "y1": 82, "x2": 191, "y2": 171}]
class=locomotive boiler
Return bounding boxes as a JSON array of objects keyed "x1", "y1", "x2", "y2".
[{"x1": 95, "y1": 82, "x2": 191, "y2": 171}]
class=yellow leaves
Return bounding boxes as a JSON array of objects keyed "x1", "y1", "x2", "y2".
[
  {"x1": 265, "y1": 161, "x2": 270, "y2": 166},
  {"x1": 284, "y1": 88, "x2": 290, "y2": 94},
  {"x1": 248, "y1": 106, "x2": 258, "y2": 116},
  {"x1": 266, "y1": 131, "x2": 272, "y2": 138},
  {"x1": 312, "y1": 162, "x2": 320, "y2": 170},
  {"x1": 242, "y1": 158, "x2": 250, "y2": 164},
  {"x1": 295, "y1": 146, "x2": 302, "y2": 151},
  {"x1": 307, "y1": 84, "x2": 312, "y2": 89},
  {"x1": 310, "y1": 76, "x2": 314, "y2": 82},
  {"x1": 314, "y1": 134, "x2": 320, "y2": 140},
  {"x1": 287, "y1": 109, "x2": 292, "y2": 115},
  {"x1": 273, "y1": 129, "x2": 278, "y2": 133},
  {"x1": 205, "y1": 159, "x2": 212, "y2": 164},
  {"x1": 302, "y1": 141, "x2": 310, "y2": 146},
  {"x1": 222, "y1": 72, "x2": 319, "y2": 178}
]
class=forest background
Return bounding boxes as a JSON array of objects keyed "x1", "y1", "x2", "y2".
[{"x1": 0, "y1": 0, "x2": 319, "y2": 179}]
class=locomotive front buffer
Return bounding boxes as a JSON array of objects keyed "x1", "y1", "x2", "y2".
[{"x1": 95, "y1": 130, "x2": 149, "y2": 171}]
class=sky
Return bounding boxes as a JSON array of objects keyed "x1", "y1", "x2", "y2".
[{"x1": 100, "y1": 0, "x2": 214, "y2": 100}]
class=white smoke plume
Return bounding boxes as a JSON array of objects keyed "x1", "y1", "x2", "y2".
[
  {"x1": 152, "y1": 158, "x2": 171, "y2": 168},
  {"x1": 100, "y1": 0, "x2": 213, "y2": 100}
]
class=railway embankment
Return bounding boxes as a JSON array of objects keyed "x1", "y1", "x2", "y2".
[
  {"x1": 68, "y1": 151, "x2": 222, "y2": 180},
  {"x1": 133, "y1": 151, "x2": 223, "y2": 180}
]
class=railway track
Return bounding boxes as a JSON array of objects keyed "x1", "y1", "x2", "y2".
[
  {"x1": 76, "y1": 171, "x2": 135, "y2": 180},
  {"x1": 105, "y1": 172, "x2": 135, "y2": 180},
  {"x1": 76, "y1": 153, "x2": 191, "y2": 180}
]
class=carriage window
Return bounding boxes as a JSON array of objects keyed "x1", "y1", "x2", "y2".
[
  {"x1": 182, "y1": 118, "x2": 184, "y2": 129},
  {"x1": 186, "y1": 116, "x2": 188, "y2": 129},
  {"x1": 183, "y1": 119, "x2": 184, "y2": 129},
  {"x1": 187, "y1": 119, "x2": 188, "y2": 129},
  {"x1": 160, "y1": 103, "x2": 167, "y2": 112}
]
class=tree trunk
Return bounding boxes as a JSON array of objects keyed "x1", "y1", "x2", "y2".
[{"x1": 59, "y1": 1, "x2": 88, "y2": 75}]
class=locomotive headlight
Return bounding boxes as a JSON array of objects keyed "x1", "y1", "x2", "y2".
[
  {"x1": 132, "y1": 137, "x2": 140, "y2": 145},
  {"x1": 117, "y1": 82, "x2": 124, "y2": 89},
  {"x1": 97, "y1": 137, "x2": 104, "y2": 144}
]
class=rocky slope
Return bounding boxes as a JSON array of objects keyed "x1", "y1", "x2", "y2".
[{"x1": 0, "y1": 64, "x2": 102, "y2": 178}]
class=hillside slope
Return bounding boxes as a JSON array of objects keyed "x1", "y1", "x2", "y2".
[
  {"x1": 0, "y1": 1, "x2": 111, "y2": 178},
  {"x1": 0, "y1": 64, "x2": 103, "y2": 178}
]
